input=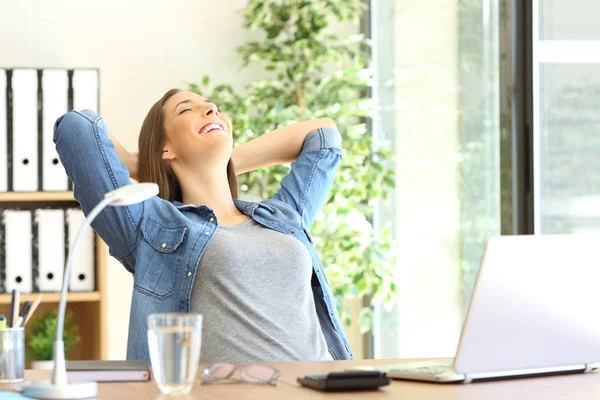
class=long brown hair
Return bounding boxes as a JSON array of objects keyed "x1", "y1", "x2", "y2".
[{"x1": 137, "y1": 88, "x2": 238, "y2": 202}]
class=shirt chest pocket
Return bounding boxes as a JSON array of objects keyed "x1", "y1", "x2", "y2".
[{"x1": 134, "y1": 217, "x2": 187, "y2": 299}]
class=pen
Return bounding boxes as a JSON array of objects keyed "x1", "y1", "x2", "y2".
[
  {"x1": 23, "y1": 294, "x2": 43, "y2": 327},
  {"x1": 8, "y1": 290, "x2": 15, "y2": 328},
  {"x1": 16, "y1": 301, "x2": 31, "y2": 328},
  {"x1": 11, "y1": 290, "x2": 20, "y2": 328},
  {"x1": 0, "y1": 315, "x2": 6, "y2": 329}
]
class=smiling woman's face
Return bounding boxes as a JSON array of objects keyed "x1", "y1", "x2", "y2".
[{"x1": 161, "y1": 91, "x2": 233, "y2": 167}]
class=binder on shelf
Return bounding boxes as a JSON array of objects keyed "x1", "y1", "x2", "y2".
[
  {"x1": 12, "y1": 69, "x2": 38, "y2": 192},
  {"x1": 0, "y1": 69, "x2": 7, "y2": 192},
  {"x1": 42, "y1": 70, "x2": 69, "y2": 191},
  {"x1": 72, "y1": 70, "x2": 99, "y2": 112},
  {"x1": 67, "y1": 208, "x2": 95, "y2": 292},
  {"x1": 36, "y1": 209, "x2": 65, "y2": 292},
  {"x1": 4, "y1": 210, "x2": 33, "y2": 293}
]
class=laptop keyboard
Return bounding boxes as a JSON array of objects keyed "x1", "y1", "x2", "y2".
[{"x1": 390, "y1": 360, "x2": 454, "y2": 376}]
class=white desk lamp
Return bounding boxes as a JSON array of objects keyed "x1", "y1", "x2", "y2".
[{"x1": 21, "y1": 183, "x2": 159, "y2": 399}]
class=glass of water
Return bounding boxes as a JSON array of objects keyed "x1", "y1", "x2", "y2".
[{"x1": 147, "y1": 313, "x2": 203, "y2": 395}]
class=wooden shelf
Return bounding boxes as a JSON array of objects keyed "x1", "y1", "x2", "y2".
[
  {"x1": 0, "y1": 291, "x2": 101, "y2": 304},
  {"x1": 0, "y1": 191, "x2": 75, "y2": 202}
]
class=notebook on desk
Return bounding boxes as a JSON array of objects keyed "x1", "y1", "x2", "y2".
[{"x1": 66, "y1": 360, "x2": 150, "y2": 382}]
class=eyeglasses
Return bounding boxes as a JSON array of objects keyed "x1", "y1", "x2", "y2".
[{"x1": 201, "y1": 363, "x2": 281, "y2": 385}]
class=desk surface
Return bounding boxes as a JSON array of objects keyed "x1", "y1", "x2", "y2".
[{"x1": 5, "y1": 358, "x2": 600, "y2": 399}]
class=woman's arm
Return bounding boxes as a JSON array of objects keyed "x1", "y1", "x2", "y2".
[
  {"x1": 54, "y1": 110, "x2": 147, "y2": 272},
  {"x1": 267, "y1": 119, "x2": 343, "y2": 229},
  {"x1": 232, "y1": 118, "x2": 336, "y2": 175},
  {"x1": 108, "y1": 133, "x2": 139, "y2": 181}
]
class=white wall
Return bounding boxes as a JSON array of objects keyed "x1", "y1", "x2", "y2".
[{"x1": 0, "y1": 0, "x2": 265, "y2": 359}]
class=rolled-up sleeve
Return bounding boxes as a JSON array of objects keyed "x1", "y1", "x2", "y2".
[
  {"x1": 301, "y1": 126, "x2": 343, "y2": 153},
  {"x1": 273, "y1": 127, "x2": 343, "y2": 229}
]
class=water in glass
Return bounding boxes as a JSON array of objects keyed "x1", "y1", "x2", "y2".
[{"x1": 147, "y1": 314, "x2": 202, "y2": 395}]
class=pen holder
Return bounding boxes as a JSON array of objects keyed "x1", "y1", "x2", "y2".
[{"x1": 0, "y1": 328, "x2": 25, "y2": 383}]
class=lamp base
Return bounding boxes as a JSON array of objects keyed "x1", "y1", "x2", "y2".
[{"x1": 20, "y1": 380, "x2": 98, "y2": 399}]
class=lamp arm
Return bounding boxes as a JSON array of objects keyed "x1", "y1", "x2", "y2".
[{"x1": 52, "y1": 196, "x2": 118, "y2": 386}]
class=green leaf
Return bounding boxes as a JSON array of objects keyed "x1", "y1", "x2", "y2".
[
  {"x1": 383, "y1": 176, "x2": 395, "y2": 188},
  {"x1": 266, "y1": 25, "x2": 284, "y2": 39}
]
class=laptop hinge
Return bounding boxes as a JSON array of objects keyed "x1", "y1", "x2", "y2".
[
  {"x1": 462, "y1": 374, "x2": 473, "y2": 384},
  {"x1": 584, "y1": 363, "x2": 600, "y2": 373}
]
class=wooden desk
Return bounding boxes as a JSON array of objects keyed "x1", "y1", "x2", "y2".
[{"x1": 4, "y1": 359, "x2": 600, "y2": 399}]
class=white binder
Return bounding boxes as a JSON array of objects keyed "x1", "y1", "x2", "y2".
[
  {"x1": 12, "y1": 69, "x2": 38, "y2": 192},
  {"x1": 67, "y1": 208, "x2": 95, "y2": 292},
  {"x1": 36, "y1": 209, "x2": 65, "y2": 292},
  {"x1": 4, "y1": 210, "x2": 33, "y2": 293},
  {"x1": 0, "y1": 70, "x2": 7, "y2": 192},
  {"x1": 42, "y1": 70, "x2": 69, "y2": 191},
  {"x1": 72, "y1": 70, "x2": 99, "y2": 112}
]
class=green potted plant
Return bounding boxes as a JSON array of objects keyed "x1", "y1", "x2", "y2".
[
  {"x1": 188, "y1": 0, "x2": 397, "y2": 332},
  {"x1": 27, "y1": 310, "x2": 81, "y2": 370}
]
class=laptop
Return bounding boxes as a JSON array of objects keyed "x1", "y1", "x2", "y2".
[{"x1": 350, "y1": 234, "x2": 600, "y2": 383}]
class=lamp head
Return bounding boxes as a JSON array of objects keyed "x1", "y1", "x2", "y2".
[{"x1": 104, "y1": 182, "x2": 159, "y2": 205}]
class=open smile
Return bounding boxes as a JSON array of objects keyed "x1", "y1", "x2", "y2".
[{"x1": 198, "y1": 122, "x2": 226, "y2": 135}]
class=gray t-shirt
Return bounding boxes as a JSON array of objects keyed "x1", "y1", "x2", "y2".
[{"x1": 191, "y1": 218, "x2": 332, "y2": 364}]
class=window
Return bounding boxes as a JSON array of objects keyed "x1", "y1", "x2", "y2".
[
  {"x1": 534, "y1": 0, "x2": 600, "y2": 234},
  {"x1": 370, "y1": 0, "x2": 501, "y2": 358}
]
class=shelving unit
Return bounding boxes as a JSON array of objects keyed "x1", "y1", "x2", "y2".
[{"x1": 0, "y1": 191, "x2": 108, "y2": 362}]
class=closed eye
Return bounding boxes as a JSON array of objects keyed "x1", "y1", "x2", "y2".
[{"x1": 179, "y1": 108, "x2": 191, "y2": 115}]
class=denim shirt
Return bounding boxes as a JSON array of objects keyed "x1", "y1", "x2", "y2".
[{"x1": 54, "y1": 110, "x2": 354, "y2": 361}]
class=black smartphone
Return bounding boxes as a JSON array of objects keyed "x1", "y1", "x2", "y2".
[{"x1": 297, "y1": 370, "x2": 392, "y2": 392}]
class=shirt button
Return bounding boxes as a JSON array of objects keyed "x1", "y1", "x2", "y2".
[
  {"x1": 290, "y1": 230, "x2": 295, "y2": 234},
  {"x1": 187, "y1": 272, "x2": 192, "y2": 277},
  {"x1": 204, "y1": 231, "x2": 210, "y2": 236},
  {"x1": 161, "y1": 243, "x2": 166, "y2": 249},
  {"x1": 209, "y1": 217, "x2": 214, "y2": 223}
]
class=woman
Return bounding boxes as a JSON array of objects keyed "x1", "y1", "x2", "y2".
[{"x1": 54, "y1": 89, "x2": 353, "y2": 363}]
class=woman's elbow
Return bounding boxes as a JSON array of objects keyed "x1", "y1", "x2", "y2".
[
  {"x1": 318, "y1": 118, "x2": 337, "y2": 129},
  {"x1": 54, "y1": 111, "x2": 82, "y2": 145},
  {"x1": 53, "y1": 110, "x2": 98, "y2": 145}
]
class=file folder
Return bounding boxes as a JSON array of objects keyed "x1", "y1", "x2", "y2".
[
  {"x1": 11, "y1": 69, "x2": 38, "y2": 192},
  {"x1": 72, "y1": 70, "x2": 99, "y2": 112},
  {"x1": 0, "y1": 70, "x2": 7, "y2": 192},
  {"x1": 4, "y1": 210, "x2": 33, "y2": 293},
  {"x1": 42, "y1": 70, "x2": 69, "y2": 191},
  {"x1": 36, "y1": 209, "x2": 65, "y2": 292},
  {"x1": 67, "y1": 208, "x2": 95, "y2": 291}
]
